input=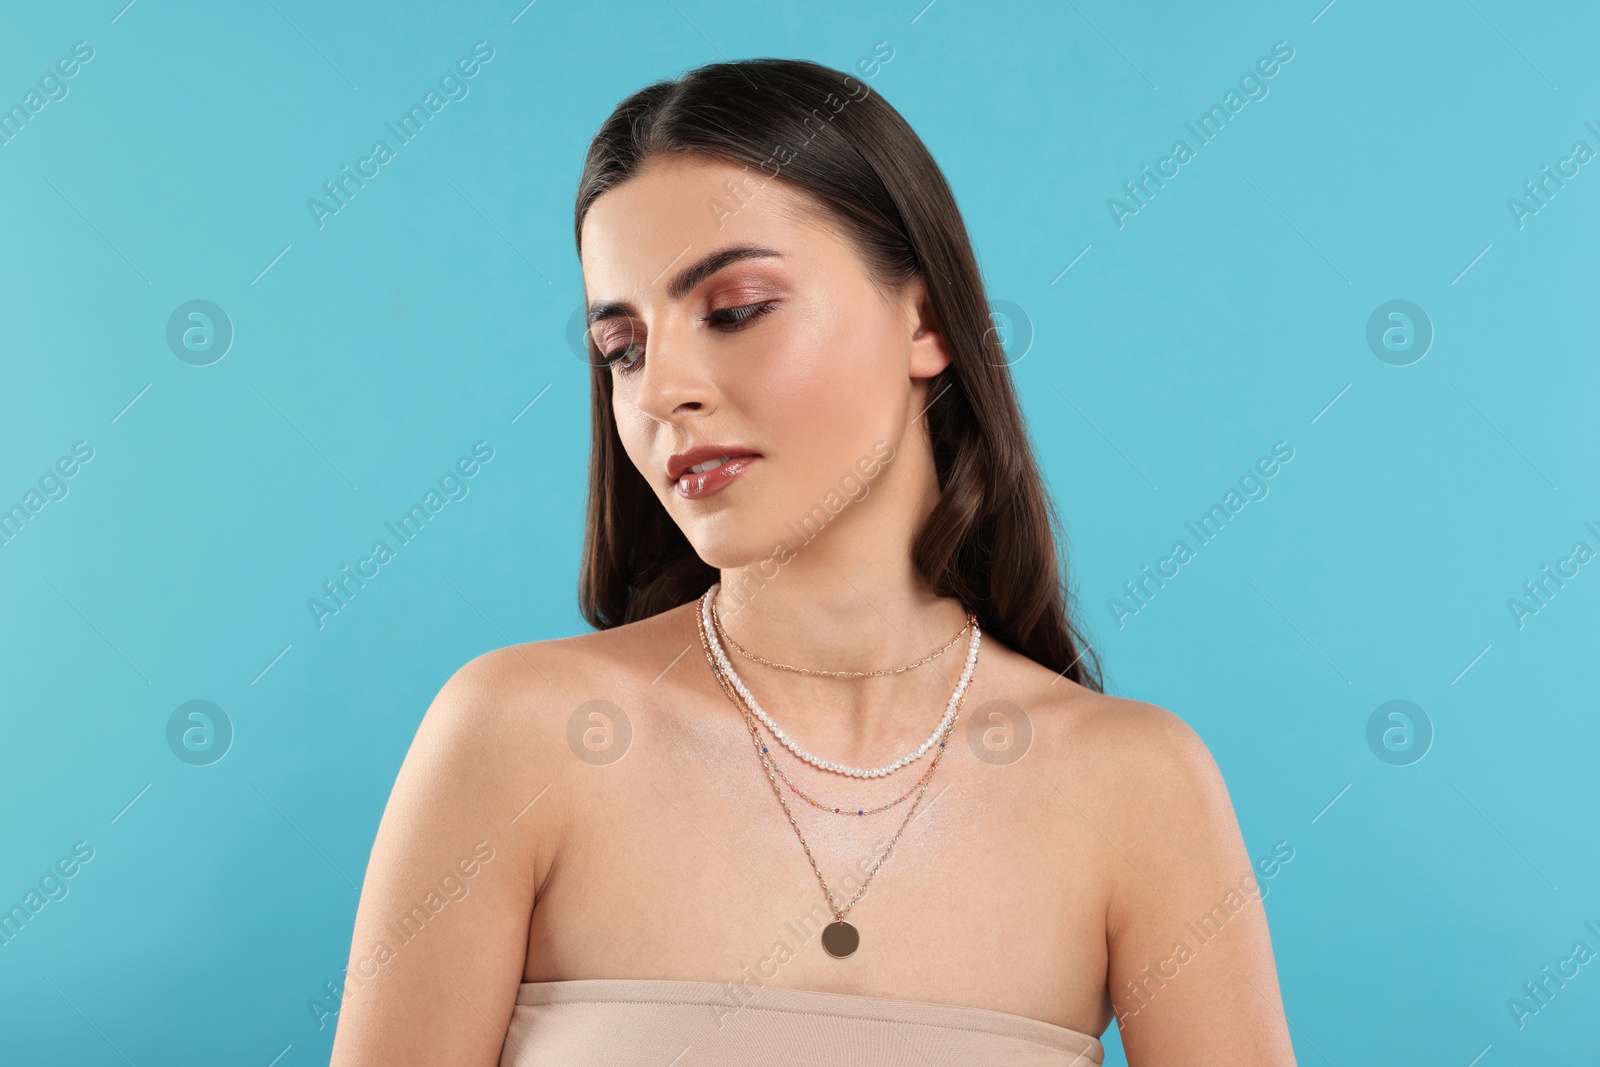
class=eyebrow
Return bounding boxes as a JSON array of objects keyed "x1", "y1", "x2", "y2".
[{"x1": 586, "y1": 244, "x2": 784, "y2": 326}]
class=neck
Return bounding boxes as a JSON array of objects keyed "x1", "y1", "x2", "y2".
[
  {"x1": 713, "y1": 563, "x2": 968, "y2": 675},
  {"x1": 708, "y1": 551, "x2": 975, "y2": 765},
  {"x1": 700, "y1": 389, "x2": 979, "y2": 760},
  {"x1": 713, "y1": 398, "x2": 966, "y2": 676}
]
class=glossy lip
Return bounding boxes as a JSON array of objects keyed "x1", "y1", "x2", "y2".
[
  {"x1": 666, "y1": 444, "x2": 761, "y2": 483},
  {"x1": 676, "y1": 455, "x2": 759, "y2": 500}
]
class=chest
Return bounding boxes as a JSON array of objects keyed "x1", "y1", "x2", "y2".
[{"x1": 523, "y1": 694, "x2": 1113, "y2": 1034}]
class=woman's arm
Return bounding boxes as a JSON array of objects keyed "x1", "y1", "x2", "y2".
[
  {"x1": 1094, "y1": 700, "x2": 1299, "y2": 1065},
  {"x1": 330, "y1": 647, "x2": 564, "y2": 1066}
]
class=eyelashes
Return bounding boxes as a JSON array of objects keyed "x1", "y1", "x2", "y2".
[
  {"x1": 601, "y1": 301, "x2": 777, "y2": 374},
  {"x1": 706, "y1": 301, "x2": 777, "y2": 328}
]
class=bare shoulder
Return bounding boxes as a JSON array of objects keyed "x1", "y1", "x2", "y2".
[
  {"x1": 987, "y1": 646, "x2": 1241, "y2": 904},
  {"x1": 1051, "y1": 685, "x2": 1238, "y2": 867},
  {"x1": 433, "y1": 599, "x2": 696, "y2": 738},
  {"x1": 980, "y1": 641, "x2": 1221, "y2": 798},
  {"x1": 329, "y1": 607, "x2": 697, "y2": 1064},
  {"x1": 1070, "y1": 690, "x2": 1227, "y2": 808},
  {"x1": 1020, "y1": 674, "x2": 1295, "y2": 1059},
  {"x1": 415, "y1": 601, "x2": 702, "y2": 800},
  {"x1": 352, "y1": 606, "x2": 690, "y2": 920},
  {"x1": 377, "y1": 633, "x2": 604, "y2": 891}
]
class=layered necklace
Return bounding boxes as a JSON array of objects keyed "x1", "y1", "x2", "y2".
[{"x1": 696, "y1": 584, "x2": 983, "y2": 958}]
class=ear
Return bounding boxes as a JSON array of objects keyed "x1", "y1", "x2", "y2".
[{"x1": 902, "y1": 276, "x2": 952, "y2": 380}]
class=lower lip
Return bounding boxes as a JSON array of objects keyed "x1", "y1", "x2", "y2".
[{"x1": 676, "y1": 456, "x2": 759, "y2": 499}]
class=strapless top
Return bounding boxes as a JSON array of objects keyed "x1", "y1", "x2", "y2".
[{"x1": 497, "y1": 977, "x2": 1105, "y2": 1066}]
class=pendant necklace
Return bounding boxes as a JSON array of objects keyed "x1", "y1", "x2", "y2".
[{"x1": 695, "y1": 587, "x2": 983, "y2": 957}]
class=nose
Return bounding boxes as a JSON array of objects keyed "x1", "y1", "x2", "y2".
[{"x1": 632, "y1": 317, "x2": 717, "y2": 423}]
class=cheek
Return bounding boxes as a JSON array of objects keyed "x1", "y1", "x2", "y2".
[
  {"x1": 611, "y1": 391, "x2": 658, "y2": 481},
  {"x1": 741, "y1": 303, "x2": 901, "y2": 447}
]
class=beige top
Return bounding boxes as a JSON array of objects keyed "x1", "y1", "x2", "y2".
[{"x1": 498, "y1": 978, "x2": 1105, "y2": 1066}]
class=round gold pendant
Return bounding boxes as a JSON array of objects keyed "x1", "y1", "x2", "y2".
[{"x1": 822, "y1": 919, "x2": 859, "y2": 958}]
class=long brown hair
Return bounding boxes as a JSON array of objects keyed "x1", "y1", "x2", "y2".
[{"x1": 573, "y1": 58, "x2": 1103, "y2": 692}]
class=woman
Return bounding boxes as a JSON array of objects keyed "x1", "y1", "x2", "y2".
[{"x1": 330, "y1": 58, "x2": 1297, "y2": 1066}]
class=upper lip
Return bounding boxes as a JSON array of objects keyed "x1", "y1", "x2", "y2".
[{"x1": 666, "y1": 444, "x2": 760, "y2": 482}]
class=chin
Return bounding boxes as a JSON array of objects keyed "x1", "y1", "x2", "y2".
[{"x1": 680, "y1": 513, "x2": 788, "y2": 573}]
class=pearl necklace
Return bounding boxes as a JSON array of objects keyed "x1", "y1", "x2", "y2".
[{"x1": 698, "y1": 586, "x2": 982, "y2": 779}]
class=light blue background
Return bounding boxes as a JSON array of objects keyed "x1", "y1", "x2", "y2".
[{"x1": 1, "y1": 1, "x2": 1596, "y2": 1064}]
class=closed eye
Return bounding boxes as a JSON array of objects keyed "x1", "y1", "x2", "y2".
[
  {"x1": 703, "y1": 301, "x2": 777, "y2": 329},
  {"x1": 602, "y1": 301, "x2": 778, "y2": 375}
]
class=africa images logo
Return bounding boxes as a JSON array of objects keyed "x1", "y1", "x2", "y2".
[
  {"x1": 306, "y1": 42, "x2": 495, "y2": 230},
  {"x1": 307, "y1": 442, "x2": 495, "y2": 629},
  {"x1": 1107, "y1": 40, "x2": 1295, "y2": 229}
]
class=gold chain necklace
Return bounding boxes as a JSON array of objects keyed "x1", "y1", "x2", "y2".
[
  {"x1": 696, "y1": 593, "x2": 980, "y2": 957},
  {"x1": 713, "y1": 599, "x2": 973, "y2": 678}
]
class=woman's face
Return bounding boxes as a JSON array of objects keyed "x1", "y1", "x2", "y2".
[{"x1": 579, "y1": 154, "x2": 949, "y2": 569}]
